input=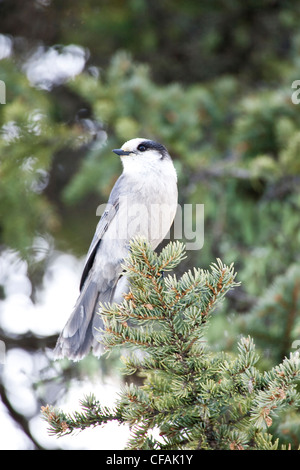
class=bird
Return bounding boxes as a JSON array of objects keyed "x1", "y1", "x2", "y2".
[{"x1": 53, "y1": 138, "x2": 178, "y2": 361}]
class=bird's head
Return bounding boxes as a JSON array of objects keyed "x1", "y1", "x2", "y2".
[{"x1": 112, "y1": 138, "x2": 171, "y2": 172}]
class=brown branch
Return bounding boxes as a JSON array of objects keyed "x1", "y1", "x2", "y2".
[
  {"x1": 0, "y1": 328, "x2": 57, "y2": 352},
  {"x1": 0, "y1": 382, "x2": 52, "y2": 450}
]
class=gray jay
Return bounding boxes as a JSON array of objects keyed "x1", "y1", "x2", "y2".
[{"x1": 53, "y1": 138, "x2": 178, "y2": 361}]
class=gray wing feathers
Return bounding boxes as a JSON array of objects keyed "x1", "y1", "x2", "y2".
[
  {"x1": 53, "y1": 178, "x2": 125, "y2": 361},
  {"x1": 82, "y1": 175, "x2": 124, "y2": 273},
  {"x1": 79, "y1": 197, "x2": 120, "y2": 291}
]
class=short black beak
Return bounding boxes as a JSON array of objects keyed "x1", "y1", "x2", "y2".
[{"x1": 112, "y1": 149, "x2": 131, "y2": 156}]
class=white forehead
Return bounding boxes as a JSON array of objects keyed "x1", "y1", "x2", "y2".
[{"x1": 121, "y1": 138, "x2": 148, "y2": 152}]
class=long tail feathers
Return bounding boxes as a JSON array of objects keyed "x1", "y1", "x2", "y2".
[
  {"x1": 53, "y1": 271, "x2": 128, "y2": 361},
  {"x1": 53, "y1": 275, "x2": 103, "y2": 361}
]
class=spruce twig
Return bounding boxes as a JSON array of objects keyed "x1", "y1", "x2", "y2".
[{"x1": 42, "y1": 239, "x2": 300, "y2": 449}]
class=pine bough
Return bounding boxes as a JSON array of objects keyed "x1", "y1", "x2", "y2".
[{"x1": 42, "y1": 239, "x2": 300, "y2": 450}]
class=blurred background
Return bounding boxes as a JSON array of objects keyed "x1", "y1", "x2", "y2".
[{"x1": 1, "y1": 0, "x2": 300, "y2": 449}]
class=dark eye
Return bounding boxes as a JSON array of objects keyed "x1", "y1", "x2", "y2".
[{"x1": 137, "y1": 144, "x2": 147, "y2": 152}]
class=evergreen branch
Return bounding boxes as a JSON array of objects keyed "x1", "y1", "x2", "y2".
[
  {"x1": 41, "y1": 394, "x2": 125, "y2": 437},
  {"x1": 244, "y1": 264, "x2": 300, "y2": 363},
  {"x1": 250, "y1": 352, "x2": 300, "y2": 430},
  {"x1": 41, "y1": 394, "x2": 124, "y2": 437},
  {"x1": 42, "y1": 240, "x2": 300, "y2": 449}
]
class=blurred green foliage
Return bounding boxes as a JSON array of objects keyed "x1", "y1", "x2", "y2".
[{"x1": 1, "y1": 0, "x2": 300, "y2": 448}]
